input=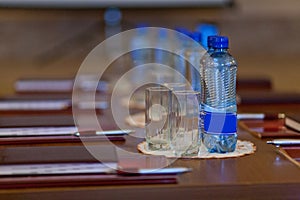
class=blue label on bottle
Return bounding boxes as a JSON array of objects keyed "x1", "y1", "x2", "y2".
[{"x1": 203, "y1": 112, "x2": 237, "y2": 134}]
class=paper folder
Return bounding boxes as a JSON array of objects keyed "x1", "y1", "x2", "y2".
[
  {"x1": 0, "y1": 174, "x2": 177, "y2": 189},
  {"x1": 0, "y1": 145, "x2": 177, "y2": 188},
  {"x1": 238, "y1": 119, "x2": 300, "y2": 138}
]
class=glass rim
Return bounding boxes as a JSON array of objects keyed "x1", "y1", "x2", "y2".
[
  {"x1": 145, "y1": 86, "x2": 171, "y2": 92},
  {"x1": 172, "y1": 90, "x2": 200, "y2": 95},
  {"x1": 163, "y1": 82, "x2": 186, "y2": 86}
]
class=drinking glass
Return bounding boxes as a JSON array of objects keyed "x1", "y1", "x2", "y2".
[
  {"x1": 171, "y1": 90, "x2": 200, "y2": 156},
  {"x1": 145, "y1": 86, "x2": 172, "y2": 151}
]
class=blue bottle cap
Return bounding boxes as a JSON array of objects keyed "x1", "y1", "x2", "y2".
[
  {"x1": 192, "y1": 31, "x2": 202, "y2": 44},
  {"x1": 196, "y1": 23, "x2": 219, "y2": 49},
  {"x1": 212, "y1": 36, "x2": 229, "y2": 49},
  {"x1": 196, "y1": 23, "x2": 218, "y2": 34},
  {"x1": 104, "y1": 7, "x2": 122, "y2": 26},
  {"x1": 207, "y1": 35, "x2": 218, "y2": 48}
]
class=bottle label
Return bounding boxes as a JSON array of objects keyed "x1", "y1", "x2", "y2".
[{"x1": 203, "y1": 112, "x2": 237, "y2": 134}]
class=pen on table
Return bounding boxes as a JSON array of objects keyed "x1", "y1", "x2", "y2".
[
  {"x1": 0, "y1": 166, "x2": 192, "y2": 176},
  {"x1": 74, "y1": 129, "x2": 134, "y2": 137},
  {"x1": 237, "y1": 113, "x2": 285, "y2": 120},
  {"x1": 139, "y1": 167, "x2": 192, "y2": 175},
  {"x1": 267, "y1": 139, "x2": 300, "y2": 146},
  {"x1": 0, "y1": 128, "x2": 134, "y2": 137},
  {"x1": 117, "y1": 167, "x2": 192, "y2": 175}
]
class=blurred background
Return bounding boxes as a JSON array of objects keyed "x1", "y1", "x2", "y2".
[{"x1": 0, "y1": 0, "x2": 299, "y2": 95}]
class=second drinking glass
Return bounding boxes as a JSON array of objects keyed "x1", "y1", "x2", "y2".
[{"x1": 171, "y1": 90, "x2": 200, "y2": 156}]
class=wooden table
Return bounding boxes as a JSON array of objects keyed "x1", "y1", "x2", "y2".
[
  {"x1": 0, "y1": 88, "x2": 299, "y2": 199},
  {"x1": 0, "y1": 6, "x2": 300, "y2": 200},
  {"x1": 0, "y1": 120, "x2": 299, "y2": 199}
]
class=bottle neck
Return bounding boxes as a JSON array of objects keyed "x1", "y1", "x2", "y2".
[
  {"x1": 214, "y1": 48, "x2": 228, "y2": 53},
  {"x1": 207, "y1": 47, "x2": 215, "y2": 54}
]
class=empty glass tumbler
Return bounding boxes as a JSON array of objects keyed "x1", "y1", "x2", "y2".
[
  {"x1": 171, "y1": 90, "x2": 200, "y2": 156},
  {"x1": 145, "y1": 86, "x2": 172, "y2": 151}
]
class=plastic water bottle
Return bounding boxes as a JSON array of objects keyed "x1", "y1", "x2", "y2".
[
  {"x1": 174, "y1": 29, "x2": 206, "y2": 90},
  {"x1": 154, "y1": 28, "x2": 172, "y2": 66},
  {"x1": 130, "y1": 25, "x2": 152, "y2": 66},
  {"x1": 130, "y1": 25, "x2": 153, "y2": 85},
  {"x1": 187, "y1": 31, "x2": 204, "y2": 92},
  {"x1": 104, "y1": 7, "x2": 122, "y2": 38},
  {"x1": 174, "y1": 28, "x2": 194, "y2": 82},
  {"x1": 200, "y1": 36, "x2": 237, "y2": 153}
]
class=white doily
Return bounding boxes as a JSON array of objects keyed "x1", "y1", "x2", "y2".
[{"x1": 138, "y1": 140, "x2": 256, "y2": 159}]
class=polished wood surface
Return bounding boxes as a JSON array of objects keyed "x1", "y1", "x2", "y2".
[
  {"x1": 0, "y1": 1, "x2": 300, "y2": 199},
  {"x1": 0, "y1": 129, "x2": 299, "y2": 199},
  {"x1": 0, "y1": 94, "x2": 299, "y2": 199}
]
